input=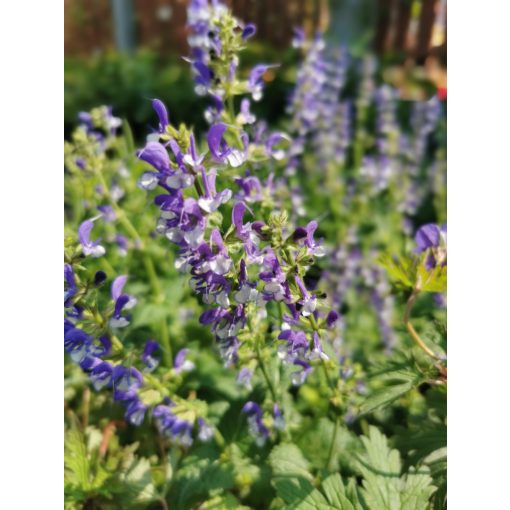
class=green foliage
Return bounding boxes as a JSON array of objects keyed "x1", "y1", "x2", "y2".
[
  {"x1": 360, "y1": 357, "x2": 426, "y2": 415},
  {"x1": 64, "y1": 420, "x2": 157, "y2": 509},
  {"x1": 356, "y1": 427, "x2": 436, "y2": 510}
]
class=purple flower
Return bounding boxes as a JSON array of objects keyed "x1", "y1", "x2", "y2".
[
  {"x1": 115, "y1": 234, "x2": 129, "y2": 256},
  {"x1": 308, "y1": 332, "x2": 329, "y2": 361},
  {"x1": 273, "y1": 404, "x2": 285, "y2": 430},
  {"x1": 110, "y1": 275, "x2": 137, "y2": 328},
  {"x1": 64, "y1": 325, "x2": 92, "y2": 364},
  {"x1": 326, "y1": 310, "x2": 340, "y2": 328},
  {"x1": 265, "y1": 132, "x2": 290, "y2": 160},
  {"x1": 90, "y1": 361, "x2": 113, "y2": 391},
  {"x1": 174, "y1": 348, "x2": 195, "y2": 374},
  {"x1": 197, "y1": 417, "x2": 214, "y2": 442},
  {"x1": 260, "y1": 250, "x2": 289, "y2": 302},
  {"x1": 415, "y1": 223, "x2": 447, "y2": 270},
  {"x1": 152, "y1": 99, "x2": 170, "y2": 133},
  {"x1": 97, "y1": 205, "x2": 116, "y2": 223},
  {"x1": 236, "y1": 367, "x2": 253, "y2": 389},
  {"x1": 291, "y1": 359, "x2": 312, "y2": 385},
  {"x1": 295, "y1": 276, "x2": 317, "y2": 317},
  {"x1": 207, "y1": 123, "x2": 247, "y2": 167},
  {"x1": 78, "y1": 220, "x2": 105, "y2": 258},
  {"x1": 141, "y1": 340, "x2": 160, "y2": 372},
  {"x1": 248, "y1": 64, "x2": 278, "y2": 101},
  {"x1": 125, "y1": 398, "x2": 147, "y2": 426},
  {"x1": 64, "y1": 264, "x2": 77, "y2": 307},
  {"x1": 242, "y1": 401, "x2": 269, "y2": 446},
  {"x1": 293, "y1": 220, "x2": 325, "y2": 257},
  {"x1": 415, "y1": 223, "x2": 446, "y2": 252},
  {"x1": 277, "y1": 329, "x2": 308, "y2": 361},
  {"x1": 112, "y1": 366, "x2": 144, "y2": 402},
  {"x1": 137, "y1": 142, "x2": 170, "y2": 173},
  {"x1": 242, "y1": 23, "x2": 256, "y2": 40},
  {"x1": 197, "y1": 168, "x2": 233, "y2": 213},
  {"x1": 237, "y1": 99, "x2": 256, "y2": 125}
]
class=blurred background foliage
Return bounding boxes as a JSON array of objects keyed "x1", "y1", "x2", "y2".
[{"x1": 65, "y1": 0, "x2": 446, "y2": 139}]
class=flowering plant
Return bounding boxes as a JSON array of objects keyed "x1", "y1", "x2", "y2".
[{"x1": 64, "y1": 2, "x2": 446, "y2": 509}]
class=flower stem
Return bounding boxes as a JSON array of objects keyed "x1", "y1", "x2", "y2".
[
  {"x1": 404, "y1": 288, "x2": 441, "y2": 360},
  {"x1": 256, "y1": 342, "x2": 278, "y2": 403},
  {"x1": 95, "y1": 166, "x2": 173, "y2": 366}
]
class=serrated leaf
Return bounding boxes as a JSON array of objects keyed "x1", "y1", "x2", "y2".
[
  {"x1": 321, "y1": 474, "x2": 358, "y2": 510},
  {"x1": 418, "y1": 265, "x2": 447, "y2": 293},
  {"x1": 269, "y1": 443, "x2": 313, "y2": 481},
  {"x1": 378, "y1": 254, "x2": 414, "y2": 288},
  {"x1": 360, "y1": 363, "x2": 423, "y2": 415},
  {"x1": 356, "y1": 427, "x2": 436, "y2": 510},
  {"x1": 64, "y1": 421, "x2": 90, "y2": 490}
]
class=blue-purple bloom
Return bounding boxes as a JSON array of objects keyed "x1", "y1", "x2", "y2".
[
  {"x1": 141, "y1": 340, "x2": 160, "y2": 372},
  {"x1": 242, "y1": 401, "x2": 269, "y2": 446},
  {"x1": 174, "y1": 348, "x2": 195, "y2": 374},
  {"x1": 78, "y1": 220, "x2": 105, "y2": 258}
]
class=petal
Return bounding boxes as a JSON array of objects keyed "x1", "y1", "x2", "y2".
[
  {"x1": 232, "y1": 202, "x2": 246, "y2": 234},
  {"x1": 78, "y1": 220, "x2": 93, "y2": 247},
  {"x1": 152, "y1": 98, "x2": 169, "y2": 132},
  {"x1": 207, "y1": 123, "x2": 228, "y2": 159},
  {"x1": 111, "y1": 275, "x2": 128, "y2": 301},
  {"x1": 137, "y1": 142, "x2": 170, "y2": 172}
]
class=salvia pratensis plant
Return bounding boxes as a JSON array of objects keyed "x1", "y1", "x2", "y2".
[{"x1": 64, "y1": 1, "x2": 446, "y2": 508}]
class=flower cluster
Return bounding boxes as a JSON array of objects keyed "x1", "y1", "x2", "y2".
[{"x1": 64, "y1": 239, "x2": 211, "y2": 446}]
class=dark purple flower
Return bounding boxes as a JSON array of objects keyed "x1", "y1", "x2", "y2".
[
  {"x1": 242, "y1": 401, "x2": 269, "y2": 446},
  {"x1": 152, "y1": 98, "x2": 170, "y2": 133},
  {"x1": 242, "y1": 23, "x2": 256, "y2": 40},
  {"x1": 110, "y1": 275, "x2": 136, "y2": 328},
  {"x1": 125, "y1": 398, "x2": 147, "y2": 426},
  {"x1": 291, "y1": 359, "x2": 312, "y2": 385},
  {"x1": 90, "y1": 361, "x2": 113, "y2": 391},
  {"x1": 326, "y1": 310, "x2": 340, "y2": 328},
  {"x1": 141, "y1": 340, "x2": 160, "y2": 372},
  {"x1": 64, "y1": 264, "x2": 77, "y2": 307},
  {"x1": 94, "y1": 270, "x2": 107, "y2": 287}
]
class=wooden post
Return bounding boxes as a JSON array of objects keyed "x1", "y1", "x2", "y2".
[{"x1": 415, "y1": 0, "x2": 437, "y2": 63}]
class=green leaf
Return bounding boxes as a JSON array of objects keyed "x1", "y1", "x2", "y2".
[
  {"x1": 201, "y1": 493, "x2": 251, "y2": 509},
  {"x1": 169, "y1": 443, "x2": 235, "y2": 509},
  {"x1": 64, "y1": 420, "x2": 91, "y2": 491},
  {"x1": 356, "y1": 427, "x2": 436, "y2": 510},
  {"x1": 418, "y1": 265, "x2": 447, "y2": 293},
  {"x1": 378, "y1": 254, "x2": 414, "y2": 289},
  {"x1": 269, "y1": 443, "x2": 313, "y2": 481},
  {"x1": 360, "y1": 361, "x2": 423, "y2": 415},
  {"x1": 321, "y1": 474, "x2": 359, "y2": 510}
]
